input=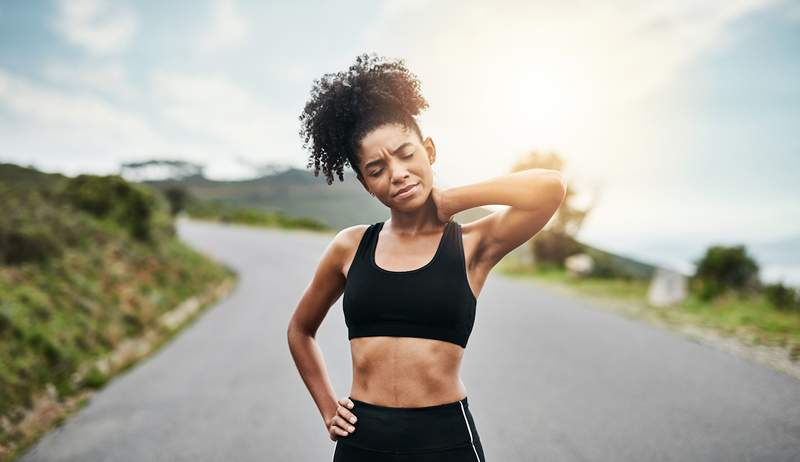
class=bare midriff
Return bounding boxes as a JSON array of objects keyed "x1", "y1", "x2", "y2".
[{"x1": 348, "y1": 336, "x2": 467, "y2": 408}]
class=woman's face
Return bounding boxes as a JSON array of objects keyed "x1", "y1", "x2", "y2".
[{"x1": 357, "y1": 123, "x2": 436, "y2": 210}]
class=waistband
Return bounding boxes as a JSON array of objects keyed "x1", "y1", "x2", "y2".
[
  {"x1": 338, "y1": 395, "x2": 478, "y2": 454},
  {"x1": 348, "y1": 396, "x2": 469, "y2": 413}
]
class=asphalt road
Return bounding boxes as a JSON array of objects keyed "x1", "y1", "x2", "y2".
[{"x1": 18, "y1": 219, "x2": 800, "y2": 461}]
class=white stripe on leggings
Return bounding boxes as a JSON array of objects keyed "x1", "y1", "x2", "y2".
[{"x1": 459, "y1": 400, "x2": 481, "y2": 461}]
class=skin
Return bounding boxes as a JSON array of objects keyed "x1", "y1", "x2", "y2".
[{"x1": 287, "y1": 122, "x2": 567, "y2": 442}]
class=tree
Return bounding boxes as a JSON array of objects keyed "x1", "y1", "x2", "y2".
[
  {"x1": 163, "y1": 186, "x2": 192, "y2": 216},
  {"x1": 692, "y1": 244, "x2": 760, "y2": 301},
  {"x1": 510, "y1": 150, "x2": 595, "y2": 266}
]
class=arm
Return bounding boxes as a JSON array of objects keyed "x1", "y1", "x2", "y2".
[
  {"x1": 441, "y1": 168, "x2": 567, "y2": 265},
  {"x1": 286, "y1": 227, "x2": 360, "y2": 435}
]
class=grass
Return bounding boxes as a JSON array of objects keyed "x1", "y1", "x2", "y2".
[
  {"x1": 184, "y1": 200, "x2": 331, "y2": 232},
  {"x1": 496, "y1": 258, "x2": 800, "y2": 361},
  {"x1": 0, "y1": 237, "x2": 236, "y2": 461},
  {"x1": 0, "y1": 164, "x2": 238, "y2": 461}
]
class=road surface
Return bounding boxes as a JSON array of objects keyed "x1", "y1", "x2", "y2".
[{"x1": 18, "y1": 219, "x2": 800, "y2": 461}]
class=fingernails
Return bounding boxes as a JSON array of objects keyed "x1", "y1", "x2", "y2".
[
  {"x1": 348, "y1": 401, "x2": 353, "y2": 408},
  {"x1": 349, "y1": 416, "x2": 356, "y2": 423}
]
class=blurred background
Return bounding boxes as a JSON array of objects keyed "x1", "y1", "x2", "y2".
[
  {"x1": 1, "y1": 0, "x2": 798, "y2": 460},
  {"x1": 1, "y1": 0, "x2": 798, "y2": 281}
]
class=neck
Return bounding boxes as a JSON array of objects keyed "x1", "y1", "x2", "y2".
[{"x1": 386, "y1": 194, "x2": 445, "y2": 233}]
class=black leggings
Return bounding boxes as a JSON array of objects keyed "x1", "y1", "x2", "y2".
[{"x1": 332, "y1": 395, "x2": 486, "y2": 461}]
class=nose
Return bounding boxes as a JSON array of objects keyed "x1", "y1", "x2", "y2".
[{"x1": 389, "y1": 159, "x2": 410, "y2": 183}]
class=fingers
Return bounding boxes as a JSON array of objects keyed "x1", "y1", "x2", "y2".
[
  {"x1": 338, "y1": 397, "x2": 354, "y2": 410},
  {"x1": 328, "y1": 415, "x2": 353, "y2": 440},
  {"x1": 336, "y1": 399, "x2": 358, "y2": 428},
  {"x1": 328, "y1": 398, "x2": 357, "y2": 441}
]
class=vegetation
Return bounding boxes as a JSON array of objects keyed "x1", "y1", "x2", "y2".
[
  {"x1": 498, "y1": 249, "x2": 800, "y2": 361},
  {"x1": 183, "y1": 198, "x2": 330, "y2": 231},
  {"x1": 691, "y1": 245, "x2": 761, "y2": 301},
  {"x1": 510, "y1": 150, "x2": 593, "y2": 268},
  {"x1": 0, "y1": 164, "x2": 234, "y2": 459},
  {"x1": 498, "y1": 149, "x2": 799, "y2": 364}
]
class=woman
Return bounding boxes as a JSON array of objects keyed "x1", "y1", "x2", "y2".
[{"x1": 288, "y1": 53, "x2": 566, "y2": 461}]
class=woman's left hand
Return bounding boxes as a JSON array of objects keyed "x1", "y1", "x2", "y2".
[{"x1": 430, "y1": 186, "x2": 452, "y2": 224}]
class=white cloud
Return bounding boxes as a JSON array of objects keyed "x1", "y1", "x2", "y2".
[
  {"x1": 43, "y1": 61, "x2": 138, "y2": 101},
  {"x1": 52, "y1": 0, "x2": 137, "y2": 56},
  {"x1": 150, "y1": 70, "x2": 296, "y2": 171},
  {"x1": 0, "y1": 67, "x2": 207, "y2": 177},
  {"x1": 0, "y1": 65, "x2": 298, "y2": 181},
  {"x1": 0, "y1": 68, "x2": 156, "y2": 145},
  {"x1": 200, "y1": 0, "x2": 247, "y2": 51},
  {"x1": 358, "y1": 0, "x2": 780, "y2": 241}
]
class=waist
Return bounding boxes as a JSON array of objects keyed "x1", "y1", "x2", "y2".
[
  {"x1": 350, "y1": 378, "x2": 468, "y2": 409},
  {"x1": 337, "y1": 395, "x2": 480, "y2": 454}
]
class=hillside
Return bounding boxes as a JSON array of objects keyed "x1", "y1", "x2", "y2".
[
  {"x1": 0, "y1": 164, "x2": 235, "y2": 460},
  {"x1": 144, "y1": 166, "x2": 660, "y2": 279},
  {"x1": 145, "y1": 167, "x2": 492, "y2": 230}
]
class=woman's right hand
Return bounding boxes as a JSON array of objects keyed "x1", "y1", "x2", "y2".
[{"x1": 327, "y1": 397, "x2": 358, "y2": 441}]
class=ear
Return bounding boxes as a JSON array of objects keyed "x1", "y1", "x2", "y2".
[{"x1": 423, "y1": 136, "x2": 436, "y2": 166}]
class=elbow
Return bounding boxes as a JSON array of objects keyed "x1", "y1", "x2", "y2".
[
  {"x1": 287, "y1": 319, "x2": 300, "y2": 346},
  {"x1": 287, "y1": 318, "x2": 315, "y2": 344}
]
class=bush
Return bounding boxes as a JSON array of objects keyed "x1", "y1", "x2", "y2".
[
  {"x1": 0, "y1": 222, "x2": 62, "y2": 264},
  {"x1": 764, "y1": 282, "x2": 800, "y2": 312},
  {"x1": 82, "y1": 366, "x2": 108, "y2": 389},
  {"x1": 692, "y1": 245, "x2": 760, "y2": 301},
  {"x1": 588, "y1": 253, "x2": 624, "y2": 279},
  {"x1": 61, "y1": 174, "x2": 156, "y2": 241},
  {"x1": 163, "y1": 186, "x2": 192, "y2": 216},
  {"x1": 531, "y1": 230, "x2": 581, "y2": 267}
]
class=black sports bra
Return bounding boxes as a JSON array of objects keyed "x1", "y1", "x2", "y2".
[{"x1": 343, "y1": 219, "x2": 477, "y2": 348}]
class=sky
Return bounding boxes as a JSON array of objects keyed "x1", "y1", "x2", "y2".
[{"x1": 1, "y1": 0, "x2": 798, "y2": 282}]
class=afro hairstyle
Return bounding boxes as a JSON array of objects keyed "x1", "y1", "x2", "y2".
[{"x1": 298, "y1": 52, "x2": 429, "y2": 185}]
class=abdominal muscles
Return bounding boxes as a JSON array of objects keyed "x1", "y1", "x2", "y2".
[{"x1": 349, "y1": 336, "x2": 467, "y2": 407}]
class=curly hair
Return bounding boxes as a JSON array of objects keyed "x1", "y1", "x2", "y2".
[{"x1": 298, "y1": 53, "x2": 429, "y2": 185}]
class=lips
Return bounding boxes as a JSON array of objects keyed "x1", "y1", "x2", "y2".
[{"x1": 393, "y1": 183, "x2": 418, "y2": 197}]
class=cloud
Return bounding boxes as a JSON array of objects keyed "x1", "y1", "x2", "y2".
[
  {"x1": 200, "y1": 0, "x2": 247, "y2": 51},
  {"x1": 0, "y1": 68, "x2": 156, "y2": 145},
  {"x1": 43, "y1": 61, "x2": 138, "y2": 101},
  {"x1": 150, "y1": 70, "x2": 296, "y2": 168},
  {"x1": 52, "y1": 0, "x2": 137, "y2": 56},
  {"x1": 0, "y1": 67, "x2": 191, "y2": 176},
  {"x1": 0, "y1": 67, "x2": 281, "y2": 179},
  {"x1": 359, "y1": 0, "x2": 780, "y2": 194}
]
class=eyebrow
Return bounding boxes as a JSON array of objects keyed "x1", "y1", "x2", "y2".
[{"x1": 364, "y1": 142, "x2": 414, "y2": 169}]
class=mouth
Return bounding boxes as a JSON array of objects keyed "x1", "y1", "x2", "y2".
[{"x1": 393, "y1": 183, "x2": 419, "y2": 198}]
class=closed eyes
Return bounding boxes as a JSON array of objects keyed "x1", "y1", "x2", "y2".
[{"x1": 368, "y1": 152, "x2": 414, "y2": 177}]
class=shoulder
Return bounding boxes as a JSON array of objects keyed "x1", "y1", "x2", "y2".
[{"x1": 329, "y1": 223, "x2": 372, "y2": 258}]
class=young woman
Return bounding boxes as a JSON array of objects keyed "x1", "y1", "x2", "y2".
[{"x1": 288, "y1": 53, "x2": 566, "y2": 461}]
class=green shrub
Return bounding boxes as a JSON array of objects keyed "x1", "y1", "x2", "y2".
[
  {"x1": 692, "y1": 245, "x2": 760, "y2": 301},
  {"x1": 764, "y1": 282, "x2": 800, "y2": 312},
  {"x1": 586, "y1": 253, "x2": 622, "y2": 279},
  {"x1": 61, "y1": 174, "x2": 156, "y2": 241},
  {"x1": 163, "y1": 186, "x2": 192, "y2": 216},
  {"x1": 0, "y1": 222, "x2": 62, "y2": 264},
  {"x1": 82, "y1": 366, "x2": 108, "y2": 389}
]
